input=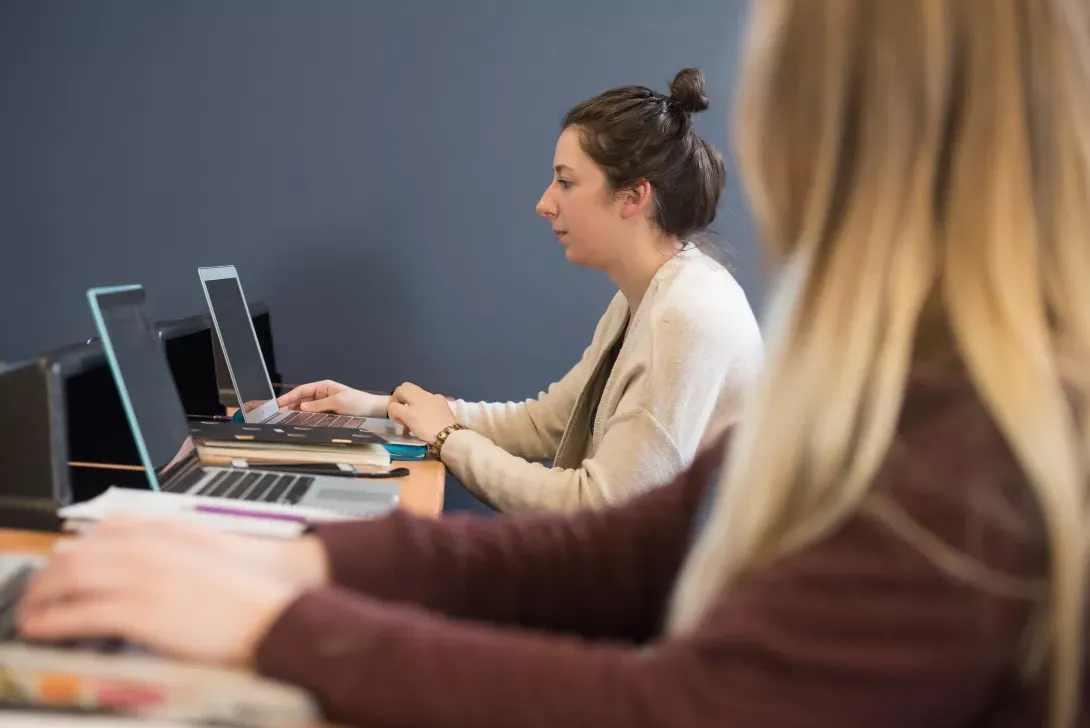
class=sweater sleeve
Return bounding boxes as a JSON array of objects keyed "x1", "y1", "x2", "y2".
[
  {"x1": 440, "y1": 408, "x2": 685, "y2": 511},
  {"x1": 256, "y1": 464, "x2": 1045, "y2": 728},
  {"x1": 308, "y1": 439, "x2": 725, "y2": 640},
  {"x1": 449, "y1": 296, "x2": 624, "y2": 460},
  {"x1": 449, "y1": 351, "x2": 588, "y2": 461}
]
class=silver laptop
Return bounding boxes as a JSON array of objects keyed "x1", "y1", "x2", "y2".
[
  {"x1": 87, "y1": 285, "x2": 400, "y2": 518},
  {"x1": 197, "y1": 265, "x2": 425, "y2": 445}
]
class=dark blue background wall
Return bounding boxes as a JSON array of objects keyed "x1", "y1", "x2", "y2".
[{"x1": 0, "y1": 0, "x2": 761, "y2": 402}]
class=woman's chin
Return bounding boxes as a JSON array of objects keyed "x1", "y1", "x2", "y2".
[{"x1": 563, "y1": 245, "x2": 589, "y2": 266}]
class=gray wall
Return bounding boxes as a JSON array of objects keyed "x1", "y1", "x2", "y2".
[{"x1": 0, "y1": 0, "x2": 761, "y2": 402}]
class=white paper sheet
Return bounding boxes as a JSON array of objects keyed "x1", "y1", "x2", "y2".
[{"x1": 57, "y1": 488, "x2": 307, "y2": 539}]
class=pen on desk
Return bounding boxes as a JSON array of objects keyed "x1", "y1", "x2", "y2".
[
  {"x1": 242, "y1": 462, "x2": 413, "y2": 479},
  {"x1": 228, "y1": 460, "x2": 358, "y2": 477},
  {"x1": 193, "y1": 504, "x2": 306, "y2": 523}
]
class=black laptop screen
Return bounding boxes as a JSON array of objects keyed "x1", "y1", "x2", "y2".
[
  {"x1": 92, "y1": 287, "x2": 194, "y2": 485},
  {"x1": 204, "y1": 276, "x2": 276, "y2": 414}
]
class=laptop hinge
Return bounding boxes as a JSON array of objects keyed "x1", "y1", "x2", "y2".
[{"x1": 162, "y1": 450, "x2": 206, "y2": 492}]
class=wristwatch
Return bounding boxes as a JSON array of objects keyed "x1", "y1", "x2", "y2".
[{"x1": 428, "y1": 423, "x2": 470, "y2": 460}]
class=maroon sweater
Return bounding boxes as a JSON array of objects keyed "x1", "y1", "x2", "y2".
[{"x1": 255, "y1": 374, "x2": 1064, "y2": 728}]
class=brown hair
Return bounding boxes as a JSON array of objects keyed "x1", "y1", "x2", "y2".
[{"x1": 563, "y1": 68, "x2": 725, "y2": 242}]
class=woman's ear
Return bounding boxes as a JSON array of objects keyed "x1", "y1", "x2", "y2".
[{"x1": 618, "y1": 179, "x2": 654, "y2": 220}]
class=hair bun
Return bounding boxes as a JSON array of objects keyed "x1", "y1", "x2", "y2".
[{"x1": 669, "y1": 68, "x2": 710, "y2": 115}]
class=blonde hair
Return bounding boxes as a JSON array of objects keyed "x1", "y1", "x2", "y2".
[{"x1": 668, "y1": 2, "x2": 1090, "y2": 726}]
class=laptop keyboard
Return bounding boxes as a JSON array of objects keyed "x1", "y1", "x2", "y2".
[
  {"x1": 165, "y1": 469, "x2": 314, "y2": 505},
  {"x1": 1, "y1": 557, "x2": 147, "y2": 653},
  {"x1": 0, "y1": 558, "x2": 34, "y2": 642},
  {"x1": 279, "y1": 411, "x2": 366, "y2": 429}
]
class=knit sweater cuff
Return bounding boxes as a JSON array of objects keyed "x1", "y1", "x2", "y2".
[
  {"x1": 435, "y1": 428, "x2": 475, "y2": 471},
  {"x1": 437, "y1": 427, "x2": 476, "y2": 462},
  {"x1": 310, "y1": 515, "x2": 412, "y2": 593},
  {"x1": 435, "y1": 428, "x2": 494, "y2": 499},
  {"x1": 255, "y1": 588, "x2": 347, "y2": 683},
  {"x1": 253, "y1": 587, "x2": 388, "y2": 720}
]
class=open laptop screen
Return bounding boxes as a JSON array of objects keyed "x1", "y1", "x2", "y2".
[
  {"x1": 87, "y1": 286, "x2": 194, "y2": 489},
  {"x1": 201, "y1": 271, "x2": 277, "y2": 420}
]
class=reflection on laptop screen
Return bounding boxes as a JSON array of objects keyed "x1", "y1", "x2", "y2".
[
  {"x1": 204, "y1": 276, "x2": 276, "y2": 413},
  {"x1": 89, "y1": 287, "x2": 193, "y2": 487}
]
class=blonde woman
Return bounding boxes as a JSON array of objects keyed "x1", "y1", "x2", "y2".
[{"x1": 19, "y1": 1, "x2": 1089, "y2": 727}]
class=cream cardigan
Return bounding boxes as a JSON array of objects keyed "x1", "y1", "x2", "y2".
[{"x1": 444, "y1": 249, "x2": 763, "y2": 513}]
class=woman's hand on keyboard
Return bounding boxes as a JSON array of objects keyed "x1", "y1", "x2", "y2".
[
  {"x1": 388, "y1": 382, "x2": 458, "y2": 444},
  {"x1": 276, "y1": 380, "x2": 389, "y2": 417},
  {"x1": 15, "y1": 518, "x2": 327, "y2": 666}
]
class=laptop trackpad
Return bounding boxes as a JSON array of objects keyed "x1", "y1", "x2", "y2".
[{"x1": 315, "y1": 487, "x2": 397, "y2": 504}]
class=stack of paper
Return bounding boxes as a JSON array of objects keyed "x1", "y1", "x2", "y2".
[
  {"x1": 56, "y1": 488, "x2": 354, "y2": 538},
  {"x1": 197, "y1": 440, "x2": 391, "y2": 471}
]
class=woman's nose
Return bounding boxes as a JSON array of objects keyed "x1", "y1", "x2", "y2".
[{"x1": 536, "y1": 190, "x2": 555, "y2": 219}]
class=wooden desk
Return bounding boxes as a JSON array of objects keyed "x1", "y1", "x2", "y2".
[{"x1": 0, "y1": 527, "x2": 56, "y2": 554}]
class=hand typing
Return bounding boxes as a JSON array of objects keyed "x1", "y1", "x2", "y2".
[
  {"x1": 387, "y1": 382, "x2": 458, "y2": 444},
  {"x1": 18, "y1": 516, "x2": 329, "y2": 665},
  {"x1": 276, "y1": 380, "x2": 389, "y2": 417}
]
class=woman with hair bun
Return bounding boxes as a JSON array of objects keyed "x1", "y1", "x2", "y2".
[{"x1": 278, "y1": 68, "x2": 763, "y2": 513}]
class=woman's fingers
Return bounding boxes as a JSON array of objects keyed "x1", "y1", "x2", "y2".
[
  {"x1": 21, "y1": 594, "x2": 147, "y2": 643},
  {"x1": 391, "y1": 382, "x2": 429, "y2": 405},
  {"x1": 20, "y1": 540, "x2": 148, "y2": 621},
  {"x1": 276, "y1": 380, "x2": 343, "y2": 408},
  {"x1": 386, "y1": 400, "x2": 411, "y2": 426}
]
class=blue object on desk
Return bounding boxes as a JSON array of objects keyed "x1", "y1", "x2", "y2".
[
  {"x1": 231, "y1": 408, "x2": 246, "y2": 423},
  {"x1": 385, "y1": 443, "x2": 427, "y2": 461}
]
